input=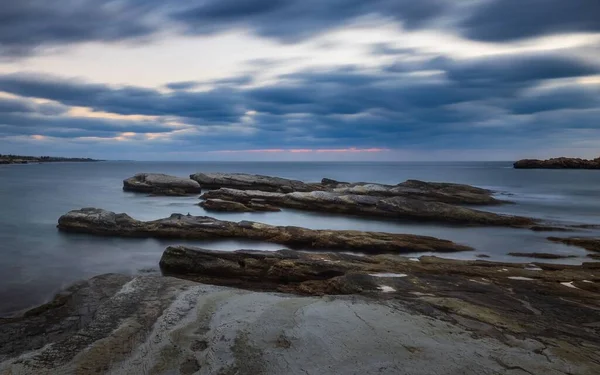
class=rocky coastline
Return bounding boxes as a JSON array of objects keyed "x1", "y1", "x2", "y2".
[
  {"x1": 1, "y1": 249, "x2": 599, "y2": 374},
  {"x1": 514, "y1": 156, "x2": 600, "y2": 169},
  {"x1": 2, "y1": 171, "x2": 599, "y2": 374}
]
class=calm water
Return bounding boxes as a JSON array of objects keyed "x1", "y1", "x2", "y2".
[{"x1": 1, "y1": 161, "x2": 600, "y2": 316}]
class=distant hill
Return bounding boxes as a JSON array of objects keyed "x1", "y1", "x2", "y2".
[
  {"x1": 0, "y1": 154, "x2": 101, "y2": 165},
  {"x1": 514, "y1": 157, "x2": 600, "y2": 169}
]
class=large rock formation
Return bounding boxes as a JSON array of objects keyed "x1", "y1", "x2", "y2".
[
  {"x1": 2, "y1": 254, "x2": 598, "y2": 374},
  {"x1": 189, "y1": 172, "x2": 504, "y2": 205},
  {"x1": 123, "y1": 173, "x2": 201, "y2": 195},
  {"x1": 201, "y1": 189, "x2": 534, "y2": 227},
  {"x1": 160, "y1": 246, "x2": 600, "y2": 293},
  {"x1": 326, "y1": 178, "x2": 503, "y2": 205},
  {"x1": 190, "y1": 172, "x2": 315, "y2": 193},
  {"x1": 57, "y1": 208, "x2": 473, "y2": 254},
  {"x1": 514, "y1": 157, "x2": 600, "y2": 169}
]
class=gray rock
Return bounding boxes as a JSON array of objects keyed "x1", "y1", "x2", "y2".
[
  {"x1": 123, "y1": 173, "x2": 201, "y2": 195},
  {"x1": 190, "y1": 172, "x2": 315, "y2": 193},
  {"x1": 57, "y1": 208, "x2": 473, "y2": 254},
  {"x1": 200, "y1": 198, "x2": 281, "y2": 212},
  {"x1": 1, "y1": 271, "x2": 598, "y2": 374},
  {"x1": 201, "y1": 189, "x2": 534, "y2": 227}
]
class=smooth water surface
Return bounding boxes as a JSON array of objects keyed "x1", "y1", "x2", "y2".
[{"x1": 1, "y1": 161, "x2": 599, "y2": 315}]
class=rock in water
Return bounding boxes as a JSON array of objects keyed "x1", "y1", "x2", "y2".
[
  {"x1": 199, "y1": 198, "x2": 281, "y2": 212},
  {"x1": 327, "y1": 179, "x2": 504, "y2": 205},
  {"x1": 201, "y1": 189, "x2": 534, "y2": 227},
  {"x1": 123, "y1": 173, "x2": 201, "y2": 195},
  {"x1": 548, "y1": 237, "x2": 600, "y2": 252},
  {"x1": 514, "y1": 157, "x2": 600, "y2": 169},
  {"x1": 190, "y1": 172, "x2": 315, "y2": 193},
  {"x1": 57, "y1": 208, "x2": 473, "y2": 254}
]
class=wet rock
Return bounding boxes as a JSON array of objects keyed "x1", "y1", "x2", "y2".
[
  {"x1": 123, "y1": 173, "x2": 201, "y2": 195},
  {"x1": 548, "y1": 237, "x2": 600, "y2": 253},
  {"x1": 2, "y1": 271, "x2": 599, "y2": 375},
  {"x1": 190, "y1": 172, "x2": 315, "y2": 193},
  {"x1": 3, "y1": 251, "x2": 600, "y2": 375},
  {"x1": 201, "y1": 188, "x2": 534, "y2": 227},
  {"x1": 508, "y1": 252, "x2": 577, "y2": 259},
  {"x1": 57, "y1": 208, "x2": 473, "y2": 254},
  {"x1": 199, "y1": 198, "x2": 281, "y2": 212},
  {"x1": 514, "y1": 157, "x2": 600, "y2": 169},
  {"x1": 329, "y1": 179, "x2": 504, "y2": 205}
]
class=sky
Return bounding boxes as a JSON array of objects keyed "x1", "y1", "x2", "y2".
[{"x1": 0, "y1": 0, "x2": 599, "y2": 161}]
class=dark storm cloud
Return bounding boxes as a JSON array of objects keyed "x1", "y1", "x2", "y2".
[
  {"x1": 436, "y1": 54, "x2": 600, "y2": 86},
  {"x1": 0, "y1": 49, "x2": 599, "y2": 150},
  {"x1": 165, "y1": 81, "x2": 199, "y2": 90},
  {"x1": 2, "y1": 0, "x2": 598, "y2": 58},
  {"x1": 0, "y1": 0, "x2": 165, "y2": 57},
  {"x1": 171, "y1": 0, "x2": 449, "y2": 42},
  {"x1": 0, "y1": 74, "x2": 245, "y2": 123},
  {"x1": 462, "y1": 0, "x2": 600, "y2": 42}
]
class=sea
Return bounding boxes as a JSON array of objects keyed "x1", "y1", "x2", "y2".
[{"x1": 1, "y1": 161, "x2": 600, "y2": 316}]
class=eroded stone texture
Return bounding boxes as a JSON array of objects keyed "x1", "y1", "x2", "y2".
[
  {"x1": 1, "y1": 258, "x2": 599, "y2": 375},
  {"x1": 57, "y1": 208, "x2": 473, "y2": 254},
  {"x1": 123, "y1": 173, "x2": 201, "y2": 195},
  {"x1": 201, "y1": 189, "x2": 534, "y2": 227}
]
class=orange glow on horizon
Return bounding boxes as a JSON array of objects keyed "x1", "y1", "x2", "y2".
[{"x1": 211, "y1": 147, "x2": 390, "y2": 154}]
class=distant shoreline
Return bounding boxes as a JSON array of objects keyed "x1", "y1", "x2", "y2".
[{"x1": 0, "y1": 155, "x2": 102, "y2": 165}]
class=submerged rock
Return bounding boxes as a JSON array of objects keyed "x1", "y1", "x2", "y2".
[
  {"x1": 201, "y1": 188, "x2": 534, "y2": 227},
  {"x1": 548, "y1": 237, "x2": 600, "y2": 253},
  {"x1": 3, "y1": 268, "x2": 599, "y2": 375},
  {"x1": 514, "y1": 157, "x2": 600, "y2": 169},
  {"x1": 57, "y1": 208, "x2": 473, "y2": 254},
  {"x1": 123, "y1": 173, "x2": 201, "y2": 195},
  {"x1": 199, "y1": 198, "x2": 281, "y2": 212},
  {"x1": 190, "y1": 172, "x2": 315, "y2": 193}
]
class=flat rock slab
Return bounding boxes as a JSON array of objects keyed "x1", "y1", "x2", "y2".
[
  {"x1": 200, "y1": 198, "x2": 281, "y2": 212},
  {"x1": 160, "y1": 246, "x2": 600, "y2": 294},
  {"x1": 1, "y1": 270, "x2": 599, "y2": 374},
  {"x1": 190, "y1": 173, "x2": 504, "y2": 205},
  {"x1": 329, "y1": 179, "x2": 504, "y2": 205},
  {"x1": 201, "y1": 188, "x2": 534, "y2": 227},
  {"x1": 190, "y1": 172, "x2": 315, "y2": 193},
  {"x1": 57, "y1": 208, "x2": 473, "y2": 254},
  {"x1": 124, "y1": 173, "x2": 201, "y2": 195}
]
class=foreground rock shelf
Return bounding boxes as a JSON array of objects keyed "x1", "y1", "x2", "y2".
[
  {"x1": 57, "y1": 208, "x2": 473, "y2": 254},
  {"x1": 2, "y1": 253, "x2": 599, "y2": 374},
  {"x1": 160, "y1": 246, "x2": 600, "y2": 294},
  {"x1": 514, "y1": 157, "x2": 600, "y2": 169},
  {"x1": 201, "y1": 189, "x2": 534, "y2": 227}
]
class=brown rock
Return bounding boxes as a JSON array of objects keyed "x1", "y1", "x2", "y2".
[
  {"x1": 514, "y1": 157, "x2": 600, "y2": 169},
  {"x1": 199, "y1": 198, "x2": 280, "y2": 212},
  {"x1": 548, "y1": 237, "x2": 600, "y2": 253},
  {"x1": 57, "y1": 208, "x2": 473, "y2": 254},
  {"x1": 201, "y1": 189, "x2": 534, "y2": 227}
]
